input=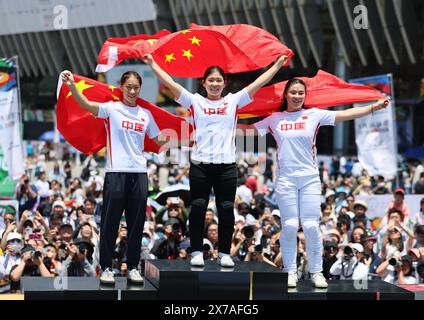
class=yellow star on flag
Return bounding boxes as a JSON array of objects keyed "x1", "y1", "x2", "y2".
[
  {"x1": 66, "y1": 80, "x2": 94, "y2": 99},
  {"x1": 188, "y1": 36, "x2": 201, "y2": 46},
  {"x1": 182, "y1": 49, "x2": 194, "y2": 61},
  {"x1": 109, "y1": 85, "x2": 117, "y2": 91},
  {"x1": 112, "y1": 95, "x2": 120, "y2": 101},
  {"x1": 165, "y1": 53, "x2": 176, "y2": 63},
  {"x1": 181, "y1": 29, "x2": 191, "y2": 34},
  {"x1": 146, "y1": 39, "x2": 157, "y2": 45}
]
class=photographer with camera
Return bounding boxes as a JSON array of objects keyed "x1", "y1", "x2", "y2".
[
  {"x1": 15, "y1": 173, "x2": 38, "y2": 215},
  {"x1": 0, "y1": 212, "x2": 17, "y2": 251},
  {"x1": 154, "y1": 197, "x2": 188, "y2": 226},
  {"x1": 150, "y1": 218, "x2": 183, "y2": 260},
  {"x1": 42, "y1": 243, "x2": 62, "y2": 276},
  {"x1": 329, "y1": 243, "x2": 369, "y2": 280},
  {"x1": 0, "y1": 232, "x2": 23, "y2": 279},
  {"x1": 60, "y1": 239, "x2": 96, "y2": 277},
  {"x1": 376, "y1": 254, "x2": 417, "y2": 285},
  {"x1": 9, "y1": 244, "x2": 53, "y2": 291},
  {"x1": 322, "y1": 241, "x2": 339, "y2": 279}
]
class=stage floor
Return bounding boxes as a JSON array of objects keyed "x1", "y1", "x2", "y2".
[{"x1": 15, "y1": 260, "x2": 416, "y2": 300}]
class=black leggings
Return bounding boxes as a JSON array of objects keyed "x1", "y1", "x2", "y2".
[
  {"x1": 100, "y1": 172, "x2": 148, "y2": 270},
  {"x1": 189, "y1": 162, "x2": 237, "y2": 254}
]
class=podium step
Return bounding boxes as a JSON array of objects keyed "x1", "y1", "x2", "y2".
[
  {"x1": 144, "y1": 259, "x2": 288, "y2": 300},
  {"x1": 21, "y1": 276, "x2": 157, "y2": 300}
]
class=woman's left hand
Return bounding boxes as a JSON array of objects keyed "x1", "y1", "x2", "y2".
[{"x1": 372, "y1": 98, "x2": 390, "y2": 112}]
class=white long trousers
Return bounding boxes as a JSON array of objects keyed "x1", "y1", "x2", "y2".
[{"x1": 276, "y1": 174, "x2": 323, "y2": 274}]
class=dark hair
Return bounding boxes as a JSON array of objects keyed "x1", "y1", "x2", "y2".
[
  {"x1": 388, "y1": 208, "x2": 404, "y2": 221},
  {"x1": 337, "y1": 213, "x2": 351, "y2": 230},
  {"x1": 120, "y1": 71, "x2": 142, "y2": 86},
  {"x1": 279, "y1": 78, "x2": 307, "y2": 112},
  {"x1": 350, "y1": 226, "x2": 365, "y2": 243},
  {"x1": 415, "y1": 224, "x2": 424, "y2": 236},
  {"x1": 202, "y1": 66, "x2": 227, "y2": 82}
]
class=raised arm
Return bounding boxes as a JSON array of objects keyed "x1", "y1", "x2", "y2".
[
  {"x1": 142, "y1": 54, "x2": 184, "y2": 99},
  {"x1": 245, "y1": 55, "x2": 289, "y2": 98},
  {"x1": 335, "y1": 99, "x2": 389, "y2": 124},
  {"x1": 60, "y1": 71, "x2": 100, "y2": 116}
]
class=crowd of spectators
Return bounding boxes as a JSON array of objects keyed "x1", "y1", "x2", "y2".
[{"x1": 0, "y1": 142, "x2": 423, "y2": 293}]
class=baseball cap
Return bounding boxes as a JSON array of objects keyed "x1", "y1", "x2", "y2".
[
  {"x1": 351, "y1": 243, "x2": 364, "y2": 253},
  {"x1": 394, "y1": 188, "x2": 406, "y2": 196},
  {"x1": 271, "y1": 209, "x2": 280, "y2": 218},
  {"x1": 6, "y1": 232, "x2": 22, "y2": 242},
  {"x1": 353, "y1": 200, "x2": 368, "y2": 210},
  {"x1": 21, "y1": 244, "x2": 36, "y2": 255},
  {"x1": 52, "y1": 200, "x2": 66, "y2": 210},
  {"x1": 325, "y1": 189, "x2": 336, "y2": 198}
]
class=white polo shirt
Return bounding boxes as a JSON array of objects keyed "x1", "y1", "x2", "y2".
[
  {"x1": 176, "y1": 88, "x2": 252, "y2": 164},
  {"x1": 254, "y1": 108, "x2": 336, "y2": 177},
  {"x1": 97, "y1": 101, "x2": 160, "y2": 173}
]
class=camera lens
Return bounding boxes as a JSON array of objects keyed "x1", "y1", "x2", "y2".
[
  {"x1": 343, "y1": 246, "x2": 354, "y2": 256},
  {"x1": 242, "y1": 226, "x2": 254, "y2": 239}
]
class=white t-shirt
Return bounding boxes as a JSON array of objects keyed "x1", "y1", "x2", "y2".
[
  {"x1": 176, "y1": 88, "x2": 253, "y2": 164},
  {"x1": 35, "y1": 180, "x2": 50, "y2": 198},
  {"x1": 97, "y1": 101, "x2": 160, "y2": 172},
  {"x1": 254, "y1": 108, "x2": 336, "y2": 177}
]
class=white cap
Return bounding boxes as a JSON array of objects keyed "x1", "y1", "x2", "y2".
[
  {"x1": 351, "y1": 243, "x2": 364, "y2": 253},
  {"x1": 52, "y1": 200, "x2": 66, "y2": 210},
  {"x1": 271, "y1": 209, "x2": 280, "y2": 218},
  {"x1": 7, "y1": 231, "x2": 22, "y2": 242}
]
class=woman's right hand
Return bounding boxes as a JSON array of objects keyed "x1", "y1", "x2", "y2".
[
  {"x1": 60, "y1": 70, "x2": 75, "y2": 87},
  {"x1": 142, "y1": 54, "x2": 154, "y2": 66}
]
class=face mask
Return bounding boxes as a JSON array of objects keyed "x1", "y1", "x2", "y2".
[
  {"x1": 142, "y1": 237, "x2": 150, "y2": 247},
  {"x1": 9, "y1": 243, "x2": 23, "y2": 254}
]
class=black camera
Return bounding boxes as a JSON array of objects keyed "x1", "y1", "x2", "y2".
[
  {"x1": 254, "y1": 244, "x2": 263, "y2": 253},
  {"x1": 389, "y1": 257, "x2": 403, "y2": 267},
  {"x1": 59, "y1": 242, "x2": 68, "y2": 250},
  {"x1": 32, "y1": 251, "x2": 42, "y2": 260},
  {"x1": 343, "y1": 246, "x2": 355, "y2": 260},
  {"x1": 202, "y1": 243, "x2": 212, "y2": 252},
  {"x1": 242, "y1": 226, "x2": 255, "y2": 239}
]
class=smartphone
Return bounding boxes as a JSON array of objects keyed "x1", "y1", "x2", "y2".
[{"x1": 29, "y1": 233, "x2": 43, "y2": 241}]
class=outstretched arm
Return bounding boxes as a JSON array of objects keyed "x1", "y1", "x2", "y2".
[
  {"x1": 245, "y1": 55, "x2": 289, "y2": 98},
  {"x1": 60, "y1": 71, "x2": 100, "y2": 116},
  {"x1": 236, "y1": 123, "x2": 259, "y2": 136},
  {"x1": 335, "y1": 99, "x2": 389, "y2": 124},
  {"x1": 143, "y1": 54, "x2": 184, "y2": 99}
]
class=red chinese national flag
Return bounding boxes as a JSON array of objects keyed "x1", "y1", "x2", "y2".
[
  {"x1": 238, "y1": 70, "x2": 386, "y2": 119},
  {"x1": 96, "y1": 24, "x2": 294, "y2": 77},
  {"x1": 56, "y1": 75, "x2": 192, "y2": 154},
  {"x1": 96, "y1": 30, "x2": 171, "y2": 73}
]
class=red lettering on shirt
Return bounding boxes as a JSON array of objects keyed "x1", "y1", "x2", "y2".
[
  {"x1": 204, "y1": 106, "x2": 227, "y2": 116},
  {"x1": 122, "y1": 120, "x2": 144, "y2": 132},
  {"x1": 295, "y1": 122, "x2": 306, "y2": 130},
  {"x1": 280, "y1": 122, "x2": 306, "y2": 131}
]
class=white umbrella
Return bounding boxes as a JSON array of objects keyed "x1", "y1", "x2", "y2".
[{"x1": 154, "y1": 183, "x2": 191, "y2": 205}]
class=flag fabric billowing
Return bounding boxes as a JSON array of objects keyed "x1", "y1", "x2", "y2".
[
  {"x1": 96, "y1": 24, "x2": 294, "y2": 77},
  {"x1": 238, "y1": 70, "x2": 386, "y2": 119},
  {"x1": 96, "y1": 30, "x2": 171, "y2": 73},
  {"x1": 56, "y1": 75, "x2": 192, "y2": 155}
]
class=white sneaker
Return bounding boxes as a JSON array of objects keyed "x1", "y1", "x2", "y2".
[
  {"x1": 218, "y1": 254, "x2": 235, "y2": 268},
  {"x1": 100, "y1": 268, "x2": 115, "y2": 285},
  {"x1": 128, "y1": 268, "x2": 144, "y2": 284},
  {"x1": 311, "y1": 272, "x2": 328, "y2": 288},
  {"x1": 287, "y1": 273, "x2": 298, "y2": 288},
  {"x1": 190, "y1": 252, "x2": 205, "y2": 267}
]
